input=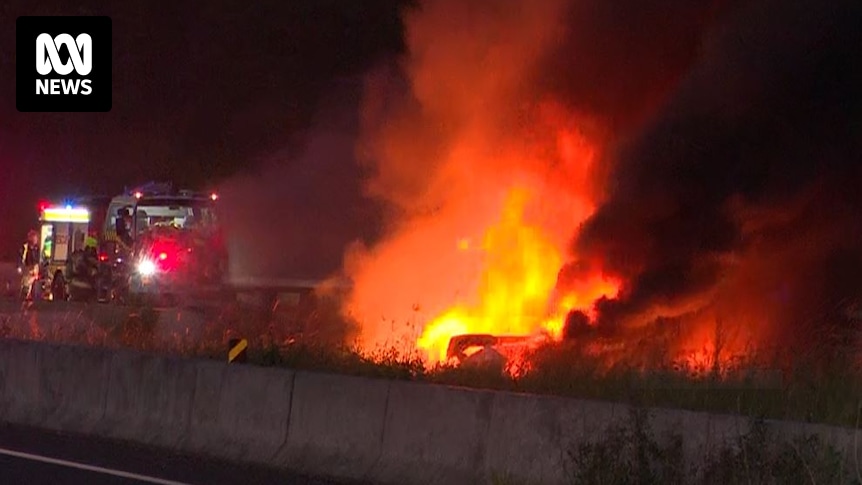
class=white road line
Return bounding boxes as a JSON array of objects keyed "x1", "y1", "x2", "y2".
[{"x1": 0, "y1": 446, "x2": 194, "y2": 485}]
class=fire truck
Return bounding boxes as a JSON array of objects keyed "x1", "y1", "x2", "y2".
[
  {"x1": 32, "y1": 201, "x2": 106, "y2": 301},
  {"x1": 33, "y1": 181, "x2": 346, "y2": 311},
  {"x1": 34, "y1": 182, "x2": 225, "y2": 304},
  {"x1": 100, "y1": 182, "x2": 226, "y2": 305}
]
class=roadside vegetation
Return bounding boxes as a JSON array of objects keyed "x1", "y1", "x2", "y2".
[
  {"x1": 4, "y1": 296, "x2": 862, "y2": 482},
  {"x1": 242, "y1": 338, "x2": 862, "y2": 428},
  {"x1": 565, "y1": 408, "x2": 856, "y2": 485},
  {"x1": 2, "y1": 296, "x2": 862, "y2": 428}
]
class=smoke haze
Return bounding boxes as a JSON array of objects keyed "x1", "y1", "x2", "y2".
[{"x1": 219, "y1": 79, "x2": 383, "y2": 282}]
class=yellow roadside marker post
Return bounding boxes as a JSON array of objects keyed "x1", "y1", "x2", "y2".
[{"x1": 228, "y1": 338, "x2": 248, "y2": 363}]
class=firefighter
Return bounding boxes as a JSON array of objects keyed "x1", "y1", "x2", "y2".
[
  {"x1": 67, "y1": 237, "x2": 99, "y2": 302},
  {"x1": 110, "y1": 207, "x2": 133, "y2": 248},
  {"x1": 18, "y1": 229, "x2": 41, "y2": 301},
  {"x1": 84, "y1": 237, "x2": 99, "y2": 281},
  {"x1": 66, "y1": 247, "x2": 84, "y2": 300},
  {"x1": 85, "y1": 235, "x2": 99, "y2": 252},
  {"x1": 103, "y1": 207, "x2": 133, "y2": 263}
]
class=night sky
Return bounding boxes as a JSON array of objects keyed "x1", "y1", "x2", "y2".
[{"x1": 0, "y1": 0, "x2": 410, "y2": 260}]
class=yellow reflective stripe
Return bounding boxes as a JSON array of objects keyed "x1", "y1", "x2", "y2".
[{"x1": 228, "y1": 339, "x2": 248, "y2": 362}]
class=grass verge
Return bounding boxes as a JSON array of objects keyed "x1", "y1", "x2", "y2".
[{"x1": 3, "y1": 297, "x2": 862, "y2": 428}]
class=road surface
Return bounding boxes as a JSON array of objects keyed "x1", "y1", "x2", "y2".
[{"x1": 0, "y1": 423, "x2": 360, "y2": 485}]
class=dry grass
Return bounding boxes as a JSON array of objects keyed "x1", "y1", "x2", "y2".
[{"x1": 1, "y1": 297, "x2": 861, "y2": 427}]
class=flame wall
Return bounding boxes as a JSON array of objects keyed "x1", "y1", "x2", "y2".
[{"x1": 342, "y1": 0, "x2": 730, "y2": 361}]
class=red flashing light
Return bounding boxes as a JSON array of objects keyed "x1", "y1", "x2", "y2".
[
  {"x1": 98, "y1": 253, "x2": 108, "y2": 262},
  {"x1": 134, "y1": 191, "x2": 143, "y2": 199},
  {"x1": 149, "y1": 239, "x2": 182, "y2": 272},
  {"x1": 210, "y1": 193, "x2": 219, "y2": 201}
]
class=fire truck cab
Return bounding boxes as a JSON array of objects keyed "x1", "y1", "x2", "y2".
[
  {"x1": 101, "y1": 182, "x2": 225, "y2": 304},
  {"x1": 31, "y1": 183, "x2": 223, "y2": 305}
]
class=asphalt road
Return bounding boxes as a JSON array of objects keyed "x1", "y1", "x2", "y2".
[{"x1": 0, "y1": 423, "x2": 360, "y2": 485}]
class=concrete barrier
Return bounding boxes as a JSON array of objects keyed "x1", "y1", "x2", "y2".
[
  {"x1": 482, "y1": 392, "x2": 625, "y2": 483},
  {"x1": 280, "y1": 371, "x2": 390, "y2": 480},
  {"x1": 0, "y1": 338, "x2": 859, "y2": 484},
  {"x1": 101, "y1": 350, "x2": 198, "y2": 448},
  {"x1": 37, "y1": 343, "x2": 112, "y2": 433},
  {"x1": 0, "y1": 340, "x2": 112, "y2": 432},
  {"x1": 188, "y1": 362, "x2": 294, "y2": 463},
  {"x1": 373, "y1": 380, "x2": 496, "y2": 485},
  {"x1": 0, "y1": 339, "x2": 45, "y2": 424}
]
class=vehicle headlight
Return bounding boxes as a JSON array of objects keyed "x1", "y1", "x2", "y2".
[{"x1": 138, "y1": 259, "x2": 157, "y2": 276}]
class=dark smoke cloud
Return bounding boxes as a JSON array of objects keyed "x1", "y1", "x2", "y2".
[
  {"x1": 539, "y1": 0, "x2": 736, "y2": 134},
  {"x1": 219, "y1": 78, "x2": 383, "y2": 281},
  {"x1": 569, "y1": 0, "x2": 862, "y2": 343}
]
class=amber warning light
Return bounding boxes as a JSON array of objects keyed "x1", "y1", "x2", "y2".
[{"x1": 41, "y1": 206, "x2": 90, "y2": 223}]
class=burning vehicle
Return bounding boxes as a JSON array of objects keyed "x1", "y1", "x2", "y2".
[{"x1": 445, "y1": 333, "x2": 548, "y2": 371}]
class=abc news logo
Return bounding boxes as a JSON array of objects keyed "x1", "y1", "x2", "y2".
[
  {"x1": 36, "y1": 33, "x2": 94, "y2": 95},
  {"x1": 17, "y1": 16, "x2": 111, "y2": 112}
]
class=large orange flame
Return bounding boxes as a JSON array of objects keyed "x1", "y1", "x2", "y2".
[
  {"x1": 345, "y1": 109, "x2": 621, "y2": 362},
  {"x1": 342, "y1": 0, "x2": 641, "y2": 367},
  {"x1": 415, "y1": 184, "x2": 621, "y2": 364}
]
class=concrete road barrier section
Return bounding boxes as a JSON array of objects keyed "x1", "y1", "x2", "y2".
[
  {"x1": 0, "y1": 338, "x2": 859, "y2": 484},
  {"x1": 280, "y1": 372, "x2": 390, "y2": 480}
]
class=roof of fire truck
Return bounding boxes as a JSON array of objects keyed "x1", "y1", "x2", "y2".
[{"x1": 110, "y1": 182, "x2": 218, "y2": 206}]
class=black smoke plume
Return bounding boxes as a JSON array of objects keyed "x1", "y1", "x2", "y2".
[{"x1": 566, "y1": 0, "x2": 862, "y2": 350}]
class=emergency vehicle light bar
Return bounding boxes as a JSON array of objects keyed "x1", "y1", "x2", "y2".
[{"x1": 42, "y1": 206, "x2": 90, "y2": 223}]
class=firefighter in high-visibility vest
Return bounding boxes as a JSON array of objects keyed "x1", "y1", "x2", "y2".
[{"x1": 18, "y1": 229, "x2": 41, "y2": 301}]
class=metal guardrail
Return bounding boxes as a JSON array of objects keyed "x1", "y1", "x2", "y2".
[{"x1": 225, "y1": 276, "x2": 352, "y2": 291}]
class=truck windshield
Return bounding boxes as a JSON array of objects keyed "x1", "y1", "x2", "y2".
[{"x1": 133, "y1": 198, "x2": 218, "y2": 235}]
